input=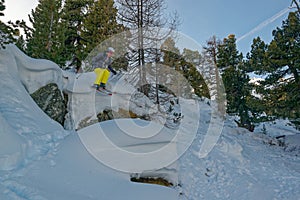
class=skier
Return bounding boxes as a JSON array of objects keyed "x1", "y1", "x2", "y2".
[{"x1": 92, "y1": 47, "x2": 117, "y2": 91}]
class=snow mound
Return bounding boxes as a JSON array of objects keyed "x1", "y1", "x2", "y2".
[
  {"x1": 0, "y1": 45, "x2": 68, "y2": 171},
  {"x1": 78, "y1": 118, "x2": 179, "y2": 173}
]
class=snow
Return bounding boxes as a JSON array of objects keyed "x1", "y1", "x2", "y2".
[
  {"x1": 0, "y1": 45, "x2": 300, "y2": 199},
  {"x1": 1, "y1": 133, "x2": 177, "y2": 200},
  {"x1": 179, "y1": 121, "x2": 300, "y2": 200},
  {"x1": 0, "y1": 45, "x2": 178, "y2": 199},
  {"x1": 0, "y1": 114, "x2": 26, "y2": 171},
  {"x1": 254, "y1": 119, "x2": 300, "y2": 137}
]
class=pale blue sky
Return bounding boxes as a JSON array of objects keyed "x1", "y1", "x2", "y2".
[
  {"x1": 2, "y1": 0, "x2": 295, "y2": 54},
  {"x1": 165, "y1": 0, "x2": 293, "y2": 54}
]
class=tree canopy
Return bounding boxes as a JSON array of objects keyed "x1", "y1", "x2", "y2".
[{"x1": 0, "y1": 0, "x2": 15, "y2": 49}]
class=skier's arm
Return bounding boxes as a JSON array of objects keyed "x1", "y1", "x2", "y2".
[{"x1": 108, "y1": 65, "x2": 117, "y2": 75}]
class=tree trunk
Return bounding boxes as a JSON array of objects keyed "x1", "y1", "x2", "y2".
[{"x1": 46, "y1": 11, "x2": 54, "y2": 52}]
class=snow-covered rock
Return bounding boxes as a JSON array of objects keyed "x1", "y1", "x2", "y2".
[
  {"x1": 6, "y1": 45, "x2": 64, "y2": 94},
  {"x1": 30, "y1": 83, "x2": 67, "y2": 125}
]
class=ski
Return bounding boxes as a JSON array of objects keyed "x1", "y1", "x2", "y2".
[
  {"x1": 91, "y1": 85, "x2": 131, "y2": 96},
  {"x1": 96, "y1": 88, "x2": 112, "y2": 96},
  {"x1": 91, "y1": 85, "x2": 112, "y2": 95}
]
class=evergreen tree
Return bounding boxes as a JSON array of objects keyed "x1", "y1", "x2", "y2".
[
  {"x1": 244, "y1": 37, "x2": 272, "y2": 122},
  {"x1": 82, "y1": 0, "x2": 128, "y2": 73},
  {"x1": 0, "y1": 0, "x2": 15, "y2": 49},
  {"x1": 181, "y1": 48, "x2": 209, "y2": 98},
  {"x1": 217, "y1": 34, "x2": 254, "y2": 130},
  {"x1": 182, "y1": 60, "x2": 210, "y2": 98},
  {"x1": 160, "y1": 37, "x2": 181, "y2": 71},
  {"x1": 15, "y1": 34, "x2": 26, "y2": 51},
  {"x1": 217, "y1": 34, "x2": 243, "y2": 70},
  {"x1": 182, "y1": 48, "x2": 201, "y2": 65},
  {"x1": 268, "y1": 12, "x2": 300, "y2": 86},
  {"x1": 82, "y1": 0, "x2": 124, "y2": 53},
  {"x1": 263, "y1": 11, "x2": 300, "y2": 118},
  {"x1": 26, "y1": 0, "x2": 65, "y2": 66},
  {"x1": 244, "y1": 12, "x2": 300, "y2": 122},
  {"x1": 61, "y1": 0, "x2": 92, "y2": 71},
  {"x1": 159, "y1": 37, "x2": 184, "y2": 99},
  {"x1": 245, "y1": 37, "x2": 269, "y2": 73},
  {"x1": 161, "y1": 37, "x2": 209, "y2": 98}
]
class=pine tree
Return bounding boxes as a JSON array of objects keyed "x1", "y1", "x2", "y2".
[
  {"x1": 244, "y1": 12, "x2": 300, "y2": 122},
  {"x1": 182, "y1": 48, "x2": 209, "y2": 98},
  {"x1": 81, "y1": 0, "x2": 128, "y2": 73},
  {"x1": 268, "y1": 12, "x2": 300, "y2": 86},
  {"x1": 245, "y1": 37, "x2": 269, "y2": 73},
  {"x1": 183, "y1": 61, "x2": 210, "y2": 98},
  {"x1": 61, "y1": 0, "x2": 93, "y2": 71},
  {"x1": 26, "y1": 0, "x2": 65, "y2": 66},
  {"x1": 182, "y1": 48, "x2": 201, "y2": 65},
  {"x1": 15, "y1": 34, "x2": 26, "y2": 51},
  {"x1": 0, "y1": 0, "x2": 15, "y2": 49},
  {"x1": 264, "y1": 11, "x2": 300, "y2": 119},
  {"x1": 217, "y1": 34, "x2": 243, "y2": 70},
  {"x1": 160, "y1": 37, "x2": 181, "y2": 71},
  {"x1": 217, "y1": 34, "x2": 254, "y2": 130},
  {"x1": 159, "y1": 37, "x2": 185, "y2": 98},
  {"x1": 82, "y1": 0, "x2": 124, "y2": 53},
  {"x1": 161, "y1": 37, "x2": 209, "y2": 98},
  {"x1": 244, "y1": 37, "x2": 270, "y2": 121}
]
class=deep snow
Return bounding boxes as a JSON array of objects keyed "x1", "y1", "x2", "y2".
[{"x1": 0, "y1": 45, "x2": 299, "y2": 200}]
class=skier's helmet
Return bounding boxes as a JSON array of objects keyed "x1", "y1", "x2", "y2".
[{"x1": 107, "y1": 47, "x2": 115, "y2": 53}]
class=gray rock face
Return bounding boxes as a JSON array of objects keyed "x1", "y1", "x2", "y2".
[{"x1": 31, "y1": 83, "x2": 67, "y2": 125}]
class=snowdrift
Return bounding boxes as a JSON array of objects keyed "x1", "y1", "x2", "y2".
[{"x1": 0, "y1": 45, "x2": 66, "y2": 171}]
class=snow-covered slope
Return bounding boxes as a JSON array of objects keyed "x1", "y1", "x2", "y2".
[
  {"x1": 178, "y1": 119, "x2": 300, "y2": 199},
  {"x1": 0, "y1": 45, "x2": 178, "y2": 199},
  {"x1": 0, "y1": 45, "x2": 66, "y2": 171},
  {"x1": 1, "y1": 131, "x2": 178, "y2": 200},
  {"x1": 0, "y1": 45, "x2": 299, "y2": 200}
]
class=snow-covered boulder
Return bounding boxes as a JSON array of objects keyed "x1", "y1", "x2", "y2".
[
  {"x1": 31, "y1": 83, "x2": 67, "y2": 125},
  {"x1": 6, "y1": 45, "x2": 64, "y2": 94}
]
